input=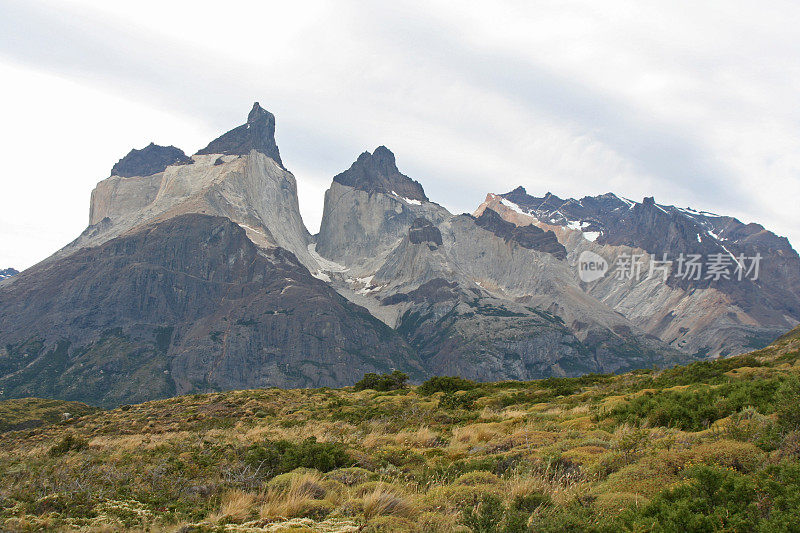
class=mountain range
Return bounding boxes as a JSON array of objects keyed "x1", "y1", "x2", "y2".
[{"x1": 1, "y1": 102, "x2": 797, "y2": 406}]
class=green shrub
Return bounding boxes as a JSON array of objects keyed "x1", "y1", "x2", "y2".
[
  {"x1": 615, "y1": 427, "x2": 648, "y2": 460},
  {"x1": 622, "y1": 466, "x2": 760, "y2": 531},
  {"x1": 725, "y1": 407, "x2": 782, "y2": 451},
  {"x1": 620, "y1": 461, "x2": 800, "y2": 531},
  {"x1": 776, "y1": 431, "x2": 800, "y2": 462},
  {"x1": 244, "y1": 437, "x2": 352, "y2": 476},
  {"x1": 652, "y1": 355, "x2": 763, "y2": 388},
  {"x1": 537, "y1": 375, "x2": 606, "y2": 397},
  {"x1": 439, "y1": 390, "x2": 482, "y2": 410},
  {"x1": 354, "y1": 371, "x2": 409, "y2": 392},
  {"x1": 460, "y1": 494, "x2": 528, "y2": 533},
  {"x1": 775, "y1": 375, "x2": 800, "y2": 431},
  {"x1": 529, "y1": 503, "x2": 613, "y2": 532},
  {"x1": 419, "y1": 376, "x2": 477, "y2": 395},
  {"x1": 608, "y1": 379, "x2": 782, "y2": 431},
  {"x1": 754, "y1": 461, "x2": 800, "y2": 529}
]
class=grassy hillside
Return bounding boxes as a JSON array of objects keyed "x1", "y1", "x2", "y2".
[
  {"x1": 0, "y1": 398, "x2": 99, "y2": 434},
  {"x1": 1, "y1": 327, "x2": 799, "y2": 532}
]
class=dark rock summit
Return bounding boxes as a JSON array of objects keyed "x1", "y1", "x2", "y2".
[
  {"x1": 333, "y1": 146, "x2": 428, "y2": 202},
  {"x1": 196, "y1": 102, "x2": 283, "y2": 166},
  {"x1": 111, "y1": 143, "x2": 191, "y2": 177},
  {"x1": 408, "y1": 218, "x2": 443, "y2": 247},
  {"x1": 474, "y1": 208, "x2": 567, "y2": 259}
]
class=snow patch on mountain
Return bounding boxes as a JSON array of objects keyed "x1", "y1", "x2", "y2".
[
  {"x1": 392, "y1": 191, "x2": 422, "y2": 205},
  {"x1": 500, "y1": 198, "x2": 527, "y2": 215}
]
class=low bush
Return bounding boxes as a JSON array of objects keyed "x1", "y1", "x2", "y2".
[
  {"x1": 775, "y1": 375, "x2": 800, "y2": 431},
  {"x1": 528, "y1": 503, "x2": 613, "y2": 532},
  {"x1": 652, "y1": 355, "x2": 764, "y2": 388},
  {"x1": 325, "y1": 466, "x2": 374, "y2": 486},
  {"x1": 622, "y1": 465, "x2": 760, "y2": 531},
  {"x1": 608, "y1": 378, "x2": 782, "y2": 431},
  {"x1": 243, "y1": 437, "x2": 352, "y2": 476},
  {"x1": 725, "y1": 407, "x2": 782, "y2": 451},
  {"x1": 353, "y1": 371, "x2": 409, "y2": 392},
  {"x1": 460, "y1": 494, "x2": 528, "y2": 533},
  {"x1": 620, "y1": 461, "x2": 800, "y2": 531},
  {"x1": 419, "y1": 376, "x2": 477, "y2": 395},
  {"x1": 676, "y1": 440, "x2": 767, "y2": 473},
  {"x1": 439, "y1": 390, "x2": 482, "y2": 410}
]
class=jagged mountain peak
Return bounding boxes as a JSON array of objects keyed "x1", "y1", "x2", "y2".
[
  {"x1": 334, "y1": 146, "x2": 428, "y2": 202},
  {"x1": 354, "y1": 145, "x2": 398, "y2": 174},
  {"x1": 247, "y1": 101, "x2": 272, "y2": 123},
  {"x1": 110, "y1": 143, "x2": 191, "y2": 178},
  {"x1": 196, "y1": 101, "x2": 283, "y2": 166}
]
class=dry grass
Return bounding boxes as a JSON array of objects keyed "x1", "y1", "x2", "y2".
[
  {"x1": 361, "y1": 485, "x2": 414, "y2": 519},
  {"x1": 451, "y1": 422, "x2": 506, "y2": 446},
  {"x1": 2, "y1": 330, "x2": 799, "y2": 531},
  {"x1": 259, "y1": 471, "x2": 333, "y2": 520},
  {"x1": 215, "y1": 489, "x2": 257, "y2": 522},
  {"x1": 393, "y1": 426, "x2": 440, "y2": 448}
]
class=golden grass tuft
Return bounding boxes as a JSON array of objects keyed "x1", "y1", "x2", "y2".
[
  {"x1": 259, "y1": 471, "x2": 335, "y2": 521},
  {"x1": 361, "y1": 485, "x2": 414, "y2": 519},
  {"x1": 393, "y1": 426, "x2": 440, "y2": 448},
  {"x1": 217, "y1": 489, "x2": 256, "y2": 522},
  {"x1": 451, "y1": 422, "x2": 506, "y2": 446}
]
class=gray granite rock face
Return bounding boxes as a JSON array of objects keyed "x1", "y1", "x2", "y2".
[
  {"x1": 315, "y1": 180, "x2": 450, "y2": 265},
  {"x1": 0, "y1": 215, "x2": 423, "y2": 407},
  {"x1": 84, "y1": 150, "x2": 316, "y2": 272},
  {"x1": 313, "y1": 150, "x2": 688, "y2": 381}
]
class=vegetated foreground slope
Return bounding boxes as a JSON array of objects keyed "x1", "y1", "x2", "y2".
[{"x1": 1, "y1": 327, "x2": 800, "y2": 532}]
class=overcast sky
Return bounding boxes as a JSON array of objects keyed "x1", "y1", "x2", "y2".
[{"x1": 1, "y1": 0, "x2": 799, "y2": 270}]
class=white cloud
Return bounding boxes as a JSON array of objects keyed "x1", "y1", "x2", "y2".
[
  {"x1": 1, "y1": 0, "x2": 799, "y2": 269},
  {"x1": 0, "y1": 62, "x2": 212, "y2": 269}
]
